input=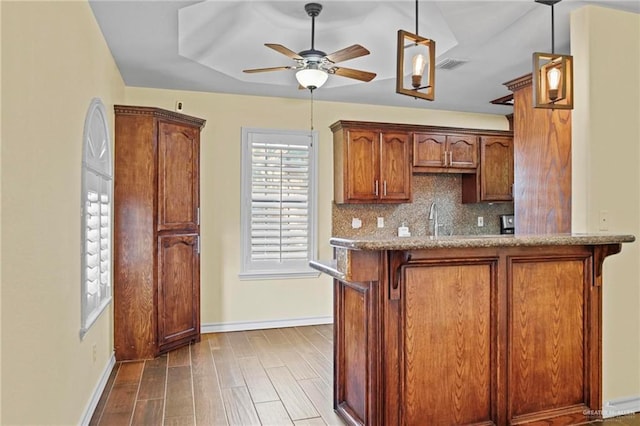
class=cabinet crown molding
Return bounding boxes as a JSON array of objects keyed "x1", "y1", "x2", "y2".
[
  {"x1": 504, "y1": 73, "x2": 533, "y2": 92},
  {"x1": 114, "y1": 105, "x2": 206, "y2": 129},
  {"x1": 330, "y1": 120, "x2": 512, "y2": 137}
]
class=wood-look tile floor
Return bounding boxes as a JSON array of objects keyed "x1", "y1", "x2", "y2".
[
  {"x1": 90, "y1": 325, "x2": 640, "y2": 426},
  {"x1": 90, "y1": 325, "x2": 342, "y2": 425}
]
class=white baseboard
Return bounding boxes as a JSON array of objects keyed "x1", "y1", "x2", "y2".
[
  {"x1": 602, "y1": 395, "x2": 640, "y2": 418},
  {"x1": 201, "y1": 315, "x2": 333, "y2": 333},
  {"x1": 80, "y1": 352, "x2": 116, "y2": 426}
]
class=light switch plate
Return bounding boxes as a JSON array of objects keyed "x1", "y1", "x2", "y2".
[{"x1": 377, "y1": 217, "x2": 384, "y2": 228}]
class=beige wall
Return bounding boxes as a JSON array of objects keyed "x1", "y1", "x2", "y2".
[
  {"x1": 571, "y1": 6, "x2": 640, "y2": 404},
  {"x1": 1, "y1": 1, "x2": 125, "y2": 424},
  {"x1": 124, "y1": 87, "x2": 508, "y2": 328}
]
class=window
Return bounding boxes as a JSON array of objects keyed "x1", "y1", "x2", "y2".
[
  {"x1": 80, "y1": 98, "x2": 113, "y2": 339},
  {"x1": 240, "y1": 128, "x2": 318, "y2": 279}
]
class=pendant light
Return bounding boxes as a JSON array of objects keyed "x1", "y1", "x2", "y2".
[
  {"x1": 396, "y1": 0, "x2": 435, "y2": 101},
  {"x1": 532, "y1": 0, "x2": 573, "y2": 109}
]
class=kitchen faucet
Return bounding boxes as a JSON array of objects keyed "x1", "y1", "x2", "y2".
[{"x1": 429, "y1": 202, "x2": 439, "y2": 237}]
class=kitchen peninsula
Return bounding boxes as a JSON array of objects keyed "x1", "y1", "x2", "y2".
[{"x1": 310, "y1": 233, "x2": 634, "y2": 426}]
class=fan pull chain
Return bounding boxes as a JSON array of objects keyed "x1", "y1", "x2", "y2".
[{"x1": 310, "y1": 90, "x2": 315, "y2": 131}]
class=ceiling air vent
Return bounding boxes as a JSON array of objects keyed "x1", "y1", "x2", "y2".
[{"x1": 436, "y1": 58, "x2": 468, "y2": 70}]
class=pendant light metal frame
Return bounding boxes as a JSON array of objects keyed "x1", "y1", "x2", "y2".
[
  {"x1": 396, "y1": 0, "x2": 436, "y2": 101},
  {"x1": 533, "y1": 0, "x2": 574, "y2": 109}
]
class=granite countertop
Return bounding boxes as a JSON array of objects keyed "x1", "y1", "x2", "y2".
[{"x1": 329, "y1": 233, "x2": 636, "y2": 251}]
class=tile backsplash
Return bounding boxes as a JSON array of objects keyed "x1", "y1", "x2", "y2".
[{"x1": 332, "y1": 174, "x2": 513, "y2": 237}]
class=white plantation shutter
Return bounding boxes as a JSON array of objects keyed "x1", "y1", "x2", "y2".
[
  {"x1": 84, "y1": 187, "x2": 110, "y2": 322},
  {"x1": 80, "y1": 99, "x2": 112, "y2": 338},
  {"x1": 241, "y1": 128, "x2": 318, "y2": 279}
]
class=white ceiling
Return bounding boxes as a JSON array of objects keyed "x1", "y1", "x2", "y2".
[{"x1": 89, "y1": 0, "x2": 640, "y2": 115}]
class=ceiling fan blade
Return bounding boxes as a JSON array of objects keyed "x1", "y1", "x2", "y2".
[
  {"x1": 332, "y1": 67, "x2": 376, "y2": 82},
  {"x1": 265, "y1": 43, "x2": 303, "y2": 60},
  {"x1": 325, "y1": 44, "x2": 370, "y2": 64},
  {"x1": 243, "y1": 66, "x2": 292, "y2": 74}
]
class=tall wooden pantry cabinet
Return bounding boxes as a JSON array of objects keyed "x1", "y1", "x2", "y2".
[{"x1": 113, "y1": 105, "x2": 205, "y2": 361}]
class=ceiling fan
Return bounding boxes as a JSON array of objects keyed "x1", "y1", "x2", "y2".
[{"x1": 243, "y1": 2, "x2": 377, "y2": 91}]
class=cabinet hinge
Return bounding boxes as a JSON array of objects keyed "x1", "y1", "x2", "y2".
[{"x1": 197, "y1": 207, "x2": 200, "y2": 225}]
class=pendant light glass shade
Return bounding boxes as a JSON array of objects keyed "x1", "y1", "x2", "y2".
[
  {"x1": 396, "y1": 30, "x2": 435, "y2": 101},
  {"x1": 296, "y1": 68, "x2": 328, "y2": 91},
  {"x1": 533, "y1": 52, "x2": 573, "y2": 109}
]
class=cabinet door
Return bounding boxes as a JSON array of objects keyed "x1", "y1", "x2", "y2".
[
  {"x1": 402, "y1": 262, "x2": 495, "y2": 425},
  {"x1": 508, "y1": 256, "x2": 590, "y2": 421},
  {"x1": 346, "y1": 130, "x2": 379, "y2": 202},
  {"x1": 157, "y1": 234, "x2": 200, "y2": 352},
  {"x1": 481, "y1": 136, "x2": 513, "y2": 201},
  {"x1": 157, "y1": 121, "x2": 200, "y2": 231},
  {"x1": 379, "y1": 132, "x2": 411, "y2": 201},
  {"x1": 413, "y1": 133, "x2": 447, "y2": 168},
  {"x1": 447, "y1": 135, "x2": 478, "y2": 169}
]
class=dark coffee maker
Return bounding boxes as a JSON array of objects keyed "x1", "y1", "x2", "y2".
[{"x1": 500, "y1": 214, "x2": 515, "y2": 234}]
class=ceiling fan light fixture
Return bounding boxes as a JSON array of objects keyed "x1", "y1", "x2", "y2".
[
  {"x1": 243, "y1": 3, "x2": 375, "y2": 90},
  {"x1": 296, "y1": 68, "x2": 328, "y2": 91}
]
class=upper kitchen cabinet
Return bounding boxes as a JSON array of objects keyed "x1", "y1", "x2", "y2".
[
  {"x1": 413, "y1": 132, "x2": 478, "y2": 173},
  {"x1": 462, "y1": 135, "x2": 514, "y2": 203},
  {"x1": 332, "y1": 121, "x2": 411, "y2": 204}
]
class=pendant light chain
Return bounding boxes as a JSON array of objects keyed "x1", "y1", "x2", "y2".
[
  {"x1": 551, "y1": 3, "x2": 555, "y2": 54},
  {"x1": 415, "y1": 0, "x2": 419, "y2": 35}
]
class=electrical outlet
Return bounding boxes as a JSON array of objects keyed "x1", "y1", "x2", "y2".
[
  {"x1": 92, "y1": 343, "x2": 97, "y2": 363},
  {"x1": 599, "y1": 210, "x2": 609, "y2": 231},
  {"x1": 377, "y1": 217, "x2": 384, "y2": 228},
  {"x1": 175, "y1": 101, "x2": 184, "y2": 112},
  {"x1": 477, "y1": 216, "x2": 484, "y2": 227},
  {"x1": 352, "y1": 218, "x2": 362, "y2": 229}
]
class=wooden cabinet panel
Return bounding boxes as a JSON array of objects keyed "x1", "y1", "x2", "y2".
[
  {"x1": 506, "y1": 75, "x2": 571, "y2": 233},
  {"x1": 114, "y1": 105, "x2": 205, "y2": 361},
  {"x1": 412, "y1": 132, "x2": 478, "y2": 173},
  {"x1": 114, "y1": 114, "x2": 157, "y2": 361},
  {"x1": 334, "y1": 278, "x2": 381, "y2": 426},
  {"x1": 447, "y1": 134, "x2": 478, "y2": 169},
  {"x1": 403, "y1": 263, "x2": 494, "y2": 425},
  {"x1": 509, "y1": 256, "x2": 588, "y2": 420},
  {"x1": 346, "y1": 130, "x2": 379, "y2": 202},
  {"x1": 334, "y1": 123, "x2": 411, "y2": 203},
  {"x1": 462, "y1": 136, "x2": 514, "y2": 203},
  {"x1": 157, "y1": 122, "x2": 200, "y2": 231},
  {"x1": 413, "y1": 133, "x2": 446, "y2": 168},
  {"x1": 481, "y1": 136, "x2": 513, "y2": 201},
  {"x1": 380, "y1": 132, "x2": 411, "y2": 201},
  {"x1": 157, "y1": 234, "x2": 200, "y2": 352}
]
